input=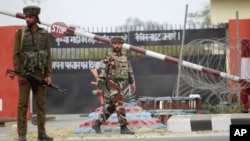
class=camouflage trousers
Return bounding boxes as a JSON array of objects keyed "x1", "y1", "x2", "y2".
[{"x1": 98, "y1": 93, "x2": 128, "y2": 126}]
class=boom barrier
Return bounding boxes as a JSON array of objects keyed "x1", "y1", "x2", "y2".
[{"x1": 0, "y1": 9, "x2": 242, "y2": 83}]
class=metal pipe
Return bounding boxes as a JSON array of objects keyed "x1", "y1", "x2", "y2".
[{"x1": 176, "y1": 4, "x2": 188, "y2": 97}]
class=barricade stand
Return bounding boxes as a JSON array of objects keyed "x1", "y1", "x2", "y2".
[
  {"x1": 154, "y1": 97, "x2": 172, "y2": 109},
  {"x1": 195, "y1": 97, "x2": 202, "y2": 113},
  {"x1": 151, "y1": 97, "x2": 169, "y2": 124},
  {"x1": 169, "y1": 98, "x2": 174, "y2": 109},
  {"x1": 180, "y1": 97, "x2": 189, "y2": 109},
  {"x1": 137, "y1": 97, "x2": 155, "y2": 110},
  {"x1": 155, "y1": 113, "x2": 170, "y2": 124},
  {"x1": 188, "y1": 94, "x2": 202, "y2": 113},
  {"x1": 172, "y1": 97, "x2": 185, "y2": 109},
  {"x1": 138, "y1": 95, "x2": 202, "y2": 124}
]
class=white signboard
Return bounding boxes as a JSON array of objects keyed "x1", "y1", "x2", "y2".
[{"x1": 0, "y1": 99, "x2": 2, "y2": 111}]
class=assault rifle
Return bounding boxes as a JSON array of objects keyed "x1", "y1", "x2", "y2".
[{"x1": 5, "y1": 69, "x2": 67, "y2": 94}]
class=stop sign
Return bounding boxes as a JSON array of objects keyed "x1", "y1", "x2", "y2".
[{"x1": 51, "y1": 22, "x2": 68, "y2": 38}]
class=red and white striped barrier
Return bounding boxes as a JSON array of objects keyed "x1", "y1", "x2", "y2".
[{"x1": 0, "y1": 10, "x2": 242, "y2": 82}]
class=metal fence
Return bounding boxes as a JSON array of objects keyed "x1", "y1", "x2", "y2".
[{"x1": 50, "y1": 25, "x2": 227, "y2": 60}]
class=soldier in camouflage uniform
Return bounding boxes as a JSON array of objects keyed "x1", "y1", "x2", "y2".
[
  {"x1": 92, "y1": 37, "x2": 136, "y2": 134},
  {"x1": 13, "y1": 6, "x2": 53, "y2": 141}
]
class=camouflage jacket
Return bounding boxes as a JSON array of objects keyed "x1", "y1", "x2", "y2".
[{"x1": 98, "y1": 52, "x2": 135, "y2": 90}]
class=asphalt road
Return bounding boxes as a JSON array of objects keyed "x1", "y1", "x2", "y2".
[
  {"x1": 81, "y1": 136, "x2": 229, "y2": 141},
  {"x1": 0, "y1": 114, "x2": 229, "y2": 141}
]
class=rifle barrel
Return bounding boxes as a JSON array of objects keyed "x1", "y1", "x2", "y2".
[{"x1": 5, "y1": 69, "x2": 67, "y2": 94}]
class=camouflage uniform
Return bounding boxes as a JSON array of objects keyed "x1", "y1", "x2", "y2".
[
  {"x1": 13, "y1": 6, "x2": 53, "y2": 141},
  {"x1": 92, "y1": 37, "x2": 136, "y2": 134}
]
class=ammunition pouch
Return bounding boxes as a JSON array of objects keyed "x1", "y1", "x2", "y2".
[
  {"x1": 109, "y1": 55, "x2": 129, "y2": 80},
  {"x1": 20, "y1": 51, "x2": 47, "y2": 74}
]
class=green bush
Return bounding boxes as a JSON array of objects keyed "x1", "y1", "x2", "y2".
[{"x1": 201, "y1": 103, "x2": 243, "y2": 114}]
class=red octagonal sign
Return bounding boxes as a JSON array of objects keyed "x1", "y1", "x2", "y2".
[{"x1": 51, "y1": 22, "x2": 68, "y2": 38}]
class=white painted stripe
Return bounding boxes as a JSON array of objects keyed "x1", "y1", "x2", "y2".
[
  {"x1": 145, "y1": 50, "x2": 166, "y2": 60},
  {"x1": 74, "y1": 29, "x2": 95, "y2": 39},
  {"x1": 182, "y1": 61, "x2": 241, "y2": 81},
  {"x1": 122, "y1": 43, "x2": 131, "y2": 50},
  {"x1": 0, "y1": 9, "x2": 15, "y2": 17},
  {"x1": 168, "y1": 114, "x2": 250, "y2": 132},
  {"x1": 159, "y1": 101, "x2": 163, "y2": 109},
  {"x1": 211, "y1": 114, "x2": 231, "y2": 131},
  {"x1": 182, "y1": 61, "x2": 203, "y2": 71},
  {"x1": 0, "y1": 98, "x2": 2, "y2": 111},
  {"x1": 220, "y1": 72, "x2": 241, "y2": 81},
  {"x1": 167, "y1": 115, "x2": 192, "y2": 132}
]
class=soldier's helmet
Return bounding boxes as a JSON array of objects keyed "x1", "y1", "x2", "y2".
[
  {"x1": 23, "y1": 6, "x2": 40, "y2": 15},
  {"x1": 110, "y1": 37, "x2": 125, "y2": 44}
]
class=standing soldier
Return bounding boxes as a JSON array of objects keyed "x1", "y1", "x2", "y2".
[
  {"x1": 92, "y1": 37, "x2": 136, "y2": 134},
  {"x1": 13, "y1": 6, "x2": 53, "y2": 141}
]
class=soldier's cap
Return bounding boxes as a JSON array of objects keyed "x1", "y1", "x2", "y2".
[
  {"x1": 110, "y1": 37, "x2": 125, "y2": 44},
  {"x1": 23, "y1": 6, "x2": 40, "y2": 15}
]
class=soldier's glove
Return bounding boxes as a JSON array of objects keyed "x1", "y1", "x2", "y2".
[{"x1": 18, "y1": 76, "x2": 28, "y2": 84}]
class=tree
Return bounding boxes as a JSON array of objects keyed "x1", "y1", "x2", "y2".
[
  {"x1": 118, "y1": 4, "x2": 210, "y2": 30},
  {"x1": 118, "y1": 17, "x2": 169, "y2": 31},
  {"x1": 187, "y1": 5, "x2": 211, "y2": 26}
]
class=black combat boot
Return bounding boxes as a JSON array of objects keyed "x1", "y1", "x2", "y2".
[
  {"x1": 120, "y1": 125, "x2": 135, "y2": 134},
  {"x1": 92, "y1": 119, "x2": 102, "y2": 133},
  {"x1": 37, "y1": 134, "x2": 53, "y2": 141}
]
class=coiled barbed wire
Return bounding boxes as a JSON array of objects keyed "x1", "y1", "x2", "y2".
[{"x1": 172, "y1": 38, "x2": 250, "y2": 105}]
